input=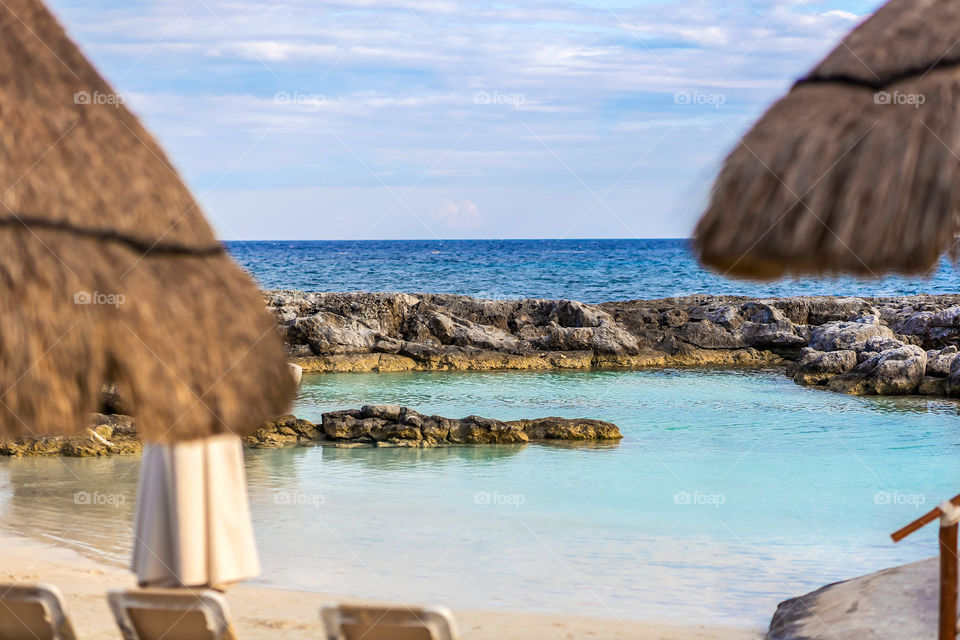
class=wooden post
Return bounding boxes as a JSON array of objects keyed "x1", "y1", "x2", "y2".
[
  {"x1": 893, "y1": 495, "x2": 960, "y2": 640},
  {"x1": 941, "y1": 520, "x2": 959, "y2": 640}
]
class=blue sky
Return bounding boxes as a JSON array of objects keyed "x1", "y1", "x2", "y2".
[{"x1": 45, "y1": 0, "x2": 883, "y2": 240}]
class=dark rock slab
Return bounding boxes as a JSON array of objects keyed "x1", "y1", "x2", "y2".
[
  {"x1": 926, "y1": 346, "x2": 958, "y2": 377},
  {"x1": 829, "y1": 345, "x2": 927, "y2": 395},
  {"x1": 787, "y1": 348, "x2": 857, "y2": 385},
  {"x1": 317, "y1": 405, "x2": 621, "y2": 447},
  {"x1": 768, "y1": 557, "x2": 941, "y2": 640},
  {"x1": 244, "y1": 414, "x2": 322, "y2": 448},
  {"x1": 508, "y1": 417, "x2": 622, "y2": 441}
]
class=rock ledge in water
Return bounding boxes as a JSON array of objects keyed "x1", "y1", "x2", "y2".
[
  {"x1": 245, "y1": 406, "x2": 622, "y2": 448},
  {"x1": 0, "y1": 409, "x2": 622, "y2": 456}
]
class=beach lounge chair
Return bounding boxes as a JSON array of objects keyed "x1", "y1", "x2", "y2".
[
  {"x1": 107, "y1": 589, "x2": 238, "y2": 640},
  {"x1": 321, "y1": 603, "x2": 459, "y2": 640},
  {"x1": 0, "y1": 583, "x2": 77, "y2": 640}
]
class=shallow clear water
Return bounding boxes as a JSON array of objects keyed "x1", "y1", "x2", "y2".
[
  {"x1": 227, "y1": 238, "x2": 960, "y2": 302},
  {"x1": 1, "y1": 368, "x2": 958, "y2": 626}
]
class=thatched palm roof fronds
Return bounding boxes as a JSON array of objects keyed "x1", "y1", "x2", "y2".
[
  {"x1": 0, "y1": 0, "x2": 294, "y2": 440},
  {"x1": 694, "y1": 0, "x2": 960, "y2": 279}
]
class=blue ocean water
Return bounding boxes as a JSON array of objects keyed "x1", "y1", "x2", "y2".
[{"x1": 227, "y1": 239, "x2": 960, "y2": 302}]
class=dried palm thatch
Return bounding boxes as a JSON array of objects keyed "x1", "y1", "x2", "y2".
[
  {"x1": 0, "y1": 0, "x2": 294, "y2": 440},
  {"x1": 694, "y1": 0, "x2": 960, "y2": 279}
]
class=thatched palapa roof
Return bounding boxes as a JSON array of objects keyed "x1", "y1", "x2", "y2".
[
  {"x1": 0, "y1": 0, "x2": 294, "y2": 440},
  {"x1": 694, "y1": 0, "x2": 960, "y2": 279}
]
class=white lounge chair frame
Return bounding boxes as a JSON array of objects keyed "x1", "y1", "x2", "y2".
[
  {"x1": 321, "y1": 603, "x2": 459, "y2": 640},
  {"x1": 0, "y1": 583, "x2": 77, "y2": 640},
  {"x1": 107, "y1": 588, "x2": 237, "y2": 640}
]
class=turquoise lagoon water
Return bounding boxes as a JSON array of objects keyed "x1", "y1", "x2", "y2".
[{"x1": 1, "y1": 367, "x2": 958, "y2": 627}]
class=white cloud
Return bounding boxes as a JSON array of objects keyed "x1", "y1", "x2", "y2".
[
  {"x1": 431, "y1": 199, "x2": 481, "y2": 228},
  {"x1": 821, "y1": 9, "x2": 860, "y2": 21},
  {"x1": 220, "y1": 41, "x2": 340, "y2": 61}
]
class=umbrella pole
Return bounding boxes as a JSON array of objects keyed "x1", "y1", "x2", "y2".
[{"x1": 941, "y1": 518, "x2": 958, "y2": 640}]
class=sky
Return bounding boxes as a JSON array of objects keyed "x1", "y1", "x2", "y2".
[{"x1": 44, "y1": 0, "x2": 884, "y2": 241}]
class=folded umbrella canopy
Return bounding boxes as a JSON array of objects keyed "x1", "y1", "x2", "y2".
[
  {"x1": 694, "y1": 0, "x2": 960, "y2": 279},
  {"x1": 133, "y1": 435, "x2": 260, "y2": 589},
  {"x1": 0, "y1": 0, "x2": 295, "y2": 588}
]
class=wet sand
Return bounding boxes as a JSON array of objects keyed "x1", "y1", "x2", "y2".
[{"x1": 0, "y1": 532, "x2": 761, "y2": 639}]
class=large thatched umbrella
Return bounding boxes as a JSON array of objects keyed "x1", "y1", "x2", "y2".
[
  {"x1": 0, "y1": 0, "x2": 293, "y2": 438},
  {"x1": 694, "y1": 0, "x2": 960, "y2": 279},
  {"x1": 694, "y1": 2, "x2": 960, "y2": 638},
  {"x1": 1, "y1": 0, "x2": 294, "y2": 587}
]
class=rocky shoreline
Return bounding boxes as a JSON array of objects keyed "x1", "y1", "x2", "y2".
[
  {"x1": 0, "y1": 406, "x2": 621, "y2": 457},
  {"x1": 268, "y1": 290, "x2": 960, "y2": 397}
]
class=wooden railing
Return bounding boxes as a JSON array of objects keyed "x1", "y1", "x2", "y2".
[{"x1": 893, "y1": 493, "x2": 960, "y2": 640}]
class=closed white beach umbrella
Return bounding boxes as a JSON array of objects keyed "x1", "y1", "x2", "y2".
[{"x1": 132, "y1": 434, "x2": 261, "y2": 589}]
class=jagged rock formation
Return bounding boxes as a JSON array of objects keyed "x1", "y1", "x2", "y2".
[
  {"x1": 266, "y1": 290, "x2": 960, "y2": 397},
  {"x1": 266, "y1": 290, "x2": 791, "y2": 373}
]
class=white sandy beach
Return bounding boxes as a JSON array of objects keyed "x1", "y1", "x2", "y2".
[{"x1": 0, "y1": 532, "x2": 762, "y2": 640}]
